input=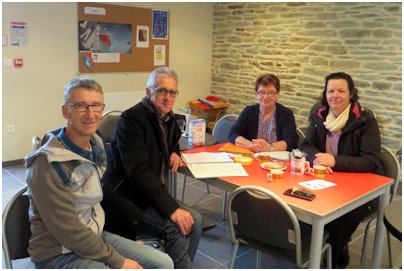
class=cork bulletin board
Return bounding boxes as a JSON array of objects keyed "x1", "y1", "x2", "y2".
[{"x1": 78, "y1": 2, "x2": 169, "y2": 73}]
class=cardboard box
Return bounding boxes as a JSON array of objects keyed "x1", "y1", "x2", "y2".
[{"x1": 188, "y1": 119, "x2": 206, "y2": 147}]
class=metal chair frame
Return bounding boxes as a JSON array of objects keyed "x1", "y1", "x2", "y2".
[
  {"x1": 359, "y1": 145, "x2": 401, "y2": 268},
  {"x1": 2, "y1": 186, "x2": 31, "y2": 269},
  {"x1": 227, "y1": 185, "x2": 332, "y2": 268}
]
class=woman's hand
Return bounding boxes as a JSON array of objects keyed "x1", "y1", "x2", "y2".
[
  {"x1": 251, "y1": 139, "x2": 271, "y2": 152},
  {"x1": 314, "y1": 153, "x2": 335, "y2": 173}
]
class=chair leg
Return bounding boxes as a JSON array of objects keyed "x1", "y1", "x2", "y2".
[
  {"x1": 360, "y1": 219, "x2": 375, "y2": 268},
  {"x1": 326, "y1": 244, "x2": 332, "y2": 269},
  {"x1": 206, "y1": 183, "x2": 210, "y2": 193},
  {"x1": 229, "y1": 243, "x2": 239, "y2": 269},
  {"x1": 256, "y1": 250, "x2": 262, "y2": 269},
  {"x1": 180, "y1": 175, "x2": 187, "y2": 202},
  {"x1": 222, "y1": 191, "x2": 227, "y2": 221},
  {"x1": 387, "y1": 232, "x2": 393, "y2": 267}
]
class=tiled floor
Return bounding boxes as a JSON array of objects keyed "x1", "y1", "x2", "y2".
[{"x1": 2, "y1": 164, "x2": 402, "y2": 269}]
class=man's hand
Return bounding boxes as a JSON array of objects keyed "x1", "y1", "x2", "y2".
[
  {"x1": 121, "y1": 258, "x2": 143, "y2": 269},
  {"x1": 170, "y1": 208, "x2": 194, "y2": 235},
  {"x1": 170, "y1": 153, "x2": 184, "y2": 172}
]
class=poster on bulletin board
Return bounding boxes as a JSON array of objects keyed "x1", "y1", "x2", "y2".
[
  {"x1": 152, "y1": 10, "x2": 168, "y2": 40},
  {"x1": 78, "y1": 2, "x2": 169, "y2": 73}
]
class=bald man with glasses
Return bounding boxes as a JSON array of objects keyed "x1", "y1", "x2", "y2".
[{"x1": 102, "y1": 67, "x2": 202, "y2": 268}]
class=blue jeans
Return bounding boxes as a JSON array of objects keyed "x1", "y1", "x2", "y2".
[
  {"x1": 137, "y1": 201, "x2": 202, "y2": 268},
  {"x1": 34, "y1": 231, "x2": 173, "y2": 269}
]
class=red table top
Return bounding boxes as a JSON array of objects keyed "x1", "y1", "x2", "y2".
[{"x1": 181, "y1": 143, "x2": 394, "y2": 217}]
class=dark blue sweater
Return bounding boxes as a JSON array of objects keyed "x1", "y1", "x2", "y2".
[{"x1": 228, "y1": 103, "x2": 298, "y2": 151}]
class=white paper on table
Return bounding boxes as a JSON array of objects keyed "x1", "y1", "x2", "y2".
[
  {"x1": 298, "y1": 179, "x2": 336, "y2": 190},
  {"x1": 181, "y1": 152, "x2": 232, "y2": 164},
  {"x1": 187, "y1": 163, "x2": 248, "y2": 179}
]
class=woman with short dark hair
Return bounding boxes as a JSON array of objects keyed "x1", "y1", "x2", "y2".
[{"x1": 228, "y1": 73, "x2": 298, "y2": 152}]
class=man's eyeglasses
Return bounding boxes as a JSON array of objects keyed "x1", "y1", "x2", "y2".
[
  {"x1": 67, "y1": 102, "x2": 105, "y2": 112},
  {"x1": 151, "y1": 87, "x2": 179, "y2": 98},
  {"x1": 256, "y1": 91, "x2": 278, "y2": 97}
]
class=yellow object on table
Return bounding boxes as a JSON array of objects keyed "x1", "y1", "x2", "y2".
[{"x1": 234, "y1": 156, "x2": 253, "y2": 166}]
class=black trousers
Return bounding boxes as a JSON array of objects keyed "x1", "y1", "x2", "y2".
[{"x1": 325, "y1": 200, "x2": 377, "y2": 268}]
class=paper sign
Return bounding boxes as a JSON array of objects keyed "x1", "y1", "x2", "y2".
[
  {"x1": 298, "y1": 180, "x2": 337, "y2": 190},
  {"x1": 10, "y1": 21, "x2": 28, "y2": 46},
  {"x1": 92, "y1": 53, "x2": 119, "y2": 63},
  {"x1": 154, "y1": 45, "x2": 166, "y2": 66},
  {"x1": 136, "y1": 25, "x2": 149, "y2": 48},
  {"x1": 152, "y1": 10, "x2": 168, "y2": 39},
  {"x1": 84, "y1": 6, "x2": 106, "y2": 15}
]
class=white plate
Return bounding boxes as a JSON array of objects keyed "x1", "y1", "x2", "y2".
[
  {"x1": 254, "y1": 151, "x2": 290, "y2": 161},
  {"x1": 260, "y1": 161, "x2": 287, "y2": 171}
]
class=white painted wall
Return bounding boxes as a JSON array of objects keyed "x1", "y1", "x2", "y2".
[{"x1": 2, "y1": 2, "x2": 213, "y2": 161}]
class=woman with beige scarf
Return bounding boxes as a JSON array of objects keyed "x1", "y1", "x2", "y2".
[{"x1": 302, "y1": 72, "x2": 384, "y2": 268}]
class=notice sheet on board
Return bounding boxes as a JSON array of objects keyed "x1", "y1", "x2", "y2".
[{"x1": 10, "y1": 21, "x2": 28, "y2": 46}]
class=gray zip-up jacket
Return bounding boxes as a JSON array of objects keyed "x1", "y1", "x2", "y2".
[{"x1": 25, "y1": 128, "x2": 124, "y2": 268}]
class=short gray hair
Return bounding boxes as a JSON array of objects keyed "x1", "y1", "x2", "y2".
[
  {"x1": 63, "y1": 78, "x2": 103, "y2": 104},
  {"x1": 146, "y1": 67, "x2": 178, "y2": 89}
]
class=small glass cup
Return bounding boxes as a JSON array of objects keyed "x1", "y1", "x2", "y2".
[
  {"x1": 257, "y1": 152, "x2": 271, "y2": 163},
  {"x1": 267, "y1": 169, "x2": 284, "y2": 183},
  {"x1": 309, "y1": 165, "x2": 327, "y2": 178}
]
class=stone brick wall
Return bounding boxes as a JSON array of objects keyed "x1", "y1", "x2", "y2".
[{"x1": 211, "y1": 2, "x2": 402, "y2": 154}]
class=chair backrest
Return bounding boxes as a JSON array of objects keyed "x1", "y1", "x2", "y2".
[
  {"x1": 2, "y1": 186, "x2": 31, "y2": 268},
  {"x1": 98, "y1": 110, "x2": 122, "y2": 143},
  {"x1": 380, "y1": 145, "x2": 401, "y2": 202},
  {"x1": 296, "y1": 127, "x2": 305, "y2": 149},
  {"x1": 363, "y1": 106, "x2": 377, "y2": 119},
  {"x1": 227, "y1": 185, "x2": 304, "y2": 266},
  {"x1": 212, "y1": 114, "x2": 238, "y2": 143},
  {"x1": 308, "y1": 102, "x2": 322, "y2": 124}
]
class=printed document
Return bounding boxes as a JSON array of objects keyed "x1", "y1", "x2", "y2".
[
  {"x1": 187, "y1": 163, "x2": 248, "y2": 179},
  {"x1": 181, "y1": 152, "x2": 248, "y2": 179},
  {"x1": 181, "y1": 152, "x2": 233, "y2": 164}
]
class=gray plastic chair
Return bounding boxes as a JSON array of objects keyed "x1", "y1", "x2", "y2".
[
  {"x1": 228, "y1": 185, "x2": 332, "y2": 268},
  {"x1": 98, "y1": 110, "x2": 123, "y2": 143},
  {"x1": 212, "y1": 114, "x2": 239, "y2": 144},
  {"x1": 2, "y1": 186, "x2": 31, "y2": 269},
  {"x1": 359, "y1": 145, "x2": 401, "y2": 268},
  {"x1": 296, "y1": 127, "x2": 305, "y2": 149}
]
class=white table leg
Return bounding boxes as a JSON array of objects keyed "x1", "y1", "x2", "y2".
[
  {"x1": 309, "y1": 218, "x2": 325, "y2": 268},
  {"x1": 371, "y1": 187, "x2": 390, "y2": 268}
]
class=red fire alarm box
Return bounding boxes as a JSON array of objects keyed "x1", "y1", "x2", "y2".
[{"x1": 14, "y1": 58, "x2": 23, "y2": 67}]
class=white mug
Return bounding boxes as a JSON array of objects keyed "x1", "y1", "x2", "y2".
[{"x1": 290, "y1": 157, "x2": 310, "y2": 175}]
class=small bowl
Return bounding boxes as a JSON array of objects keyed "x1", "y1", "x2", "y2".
[{"x1": 235, "y1": 156, "x2": 253, "y2": 166}]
